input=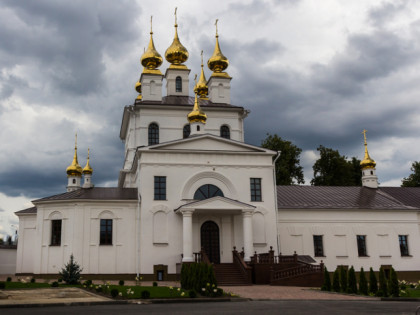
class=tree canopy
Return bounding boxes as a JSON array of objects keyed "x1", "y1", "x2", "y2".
[
  {"x1": 401, "y1": 161, "x2": 420, "y2": 187},
  {"x1": 261, "y1": 134, "x2": 305, "y2": 185},
  {"x1": 311, "y1": 145, "x2": 362, "y2": 186}
]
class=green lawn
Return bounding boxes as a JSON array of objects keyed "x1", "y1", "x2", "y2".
[{"x1": 87, "y1": 284, "x2": 190, "y2": 299}]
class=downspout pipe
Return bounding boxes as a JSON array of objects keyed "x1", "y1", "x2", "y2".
[{"x1": 272, "y1": 151, "x2": 281, "y2": 255}]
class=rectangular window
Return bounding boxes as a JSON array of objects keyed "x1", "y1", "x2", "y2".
[
  {"x1": 51, "y1": 220, "x2": 62, "y2": 246},
  {"x1": 357, "y1": 235, "x2": 367, "y2": 257},
  {"x1": 100, "y1": 219, "x2": 112, "y2": 245},
  {"x1": 313, "y1": 235, "x2": 324, "y2": 257},
  {"x1": 250, "y1": 178, "x2": 262, "y2": 201},
  {"x1": 154, "y1": 176, "x2": 166, "y2": 200},
  {"x1": 399, "y1": 235, "x2": 409, "y2": 256}
]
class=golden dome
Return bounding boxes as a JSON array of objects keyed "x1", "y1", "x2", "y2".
[
  {"x1": 187, "y1": 92, "x2": 207, "y2": 124},
  {"x1": 66, "y1": 135, "x2": 82, "y2": 177},
  {"x1": 194, "y1": 51, "x2": 208, "y2": 99},
  {"x1": 360, "y1": 129, "x2": 376, "y2": 169},
  {"x1": 82, "y1": 148, "x2": 93, "y2": 175},
  {"x1": 207, "y1": 19, "x2": 229, "y2": 75},
  {"x1": 140, "y1": 16, "x2": 163, "y2": 73},
  {"x1": 135, "y1": 81, "x2": 142, "y2": 100},
  {"x1": 165, "y1": 8, "x2": 189, "y2": 68}
]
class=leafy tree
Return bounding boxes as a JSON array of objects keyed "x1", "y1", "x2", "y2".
[
  {"x1": 261, "y1": 134, "x2": 305, "y2": 185},
  {"x1": 359, "y1": 267, "x2": 368, "y2": 295},
  {"x1": 311, "y1": 145, "x2": 362, "y2": 186},
  {"x1": 340, "y1": 266, "x2": 348, "y2": 293},
  {"x1": 332, "y1": 268, "x2": 340, "y2": 292},
  {"x1": 401, "y1": 161, "x2": 420, "y2": 187},
  {"x1": 378, "y1": 267, "x2": 388, "y2": 297},
  {"x1": 347, "y1": 266, "x2": 357, "y2": 294},
  {"x1": 389, "y1": 268, "x2": 399, "y2": 297},
  {"x1": 369, "y1": 267, "x2": 378, "y2": 294},
  {"x1": 59, "y1": 254, "x2": 83, "y2": 285},
  {"x1": 321, "y1": 267, "x2": 331, "y2": 291}
]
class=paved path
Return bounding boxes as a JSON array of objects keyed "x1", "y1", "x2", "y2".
[{"x1": 220, "y1": 285, "x2": 378, "y2": 300}]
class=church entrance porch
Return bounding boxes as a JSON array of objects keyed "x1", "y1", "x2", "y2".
[
  {"x1": 200, "y1": 221, "x2": 220, "y2": 264},
  {"x1": 175, "y1": 196, "x2": 256, "y2": 263}
]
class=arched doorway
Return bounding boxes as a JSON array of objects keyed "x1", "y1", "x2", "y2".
[{"x1": 200, "y1": 221, "x2": 220, "y2": 264}]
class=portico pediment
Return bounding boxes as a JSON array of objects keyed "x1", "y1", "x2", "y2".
[
  {"x1": 175, "y1": 196, "x2": 255, "y2": 214},
  {"x1": 143, "y1": 134, "x2": 274, "y2": 154}
]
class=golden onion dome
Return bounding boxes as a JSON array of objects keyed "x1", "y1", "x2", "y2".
[
  {"x1": 66, "y1": 135, "x2": 82, "y2": 177},
  {"x1": 140, "y1": 17, "x2": 163, "y2": 72},
  {"x1": 187, "y1": 92, "x2": 207, "y2": 124},
  {"x1": 135, "y1": 80, "x2": 142, "y2": 100},
  {"x1": 360, "y1": 129, "x2": 376, "y2": 169},
  {"x1": 194, "y1": 51, "x2": 208, "y2": 99},
  {"x1": 82, "y1": 149, "x2": 93, "y2": 175},
  {"x1": 165, "y1": 9, "x2": 189, "y2": 67},
  {"x1": 207, "y1": 19, "x2": 229, "y2": 74}
]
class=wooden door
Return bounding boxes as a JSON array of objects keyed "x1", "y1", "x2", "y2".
[{"x1": 200, "y1": 221, "x2": 220, "y2": 264}]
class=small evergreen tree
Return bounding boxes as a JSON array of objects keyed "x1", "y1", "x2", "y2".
[
  {"x1": 369, "y1": 268, "x2": 378, "y2": 294},
  {"x1": 59, "y1": 254, "x2": 82, "y2": 284},
  {"x1": 389, "y1": 268, "x2": 399, "y2": 297},
  {"x1": 321, "y1": 267, "x2": 331, "y2": 291},
  {"x1": 340, "y1": 266, "x2": 347, "y2": 292},
  {"x1": 359, "y1": 267, "x2": 368, "y2": 295},
  {"x1": 378, "y1": 267, "x2": 388, "y2": 297},
  {"x1": 332, "y1": 268, "x2": 340, "y2": 292},
  {"x1": 347, "y1": 266, "x2": 357, "y2": 294}
]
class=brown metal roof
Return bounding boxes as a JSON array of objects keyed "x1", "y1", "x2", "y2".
[
  {"x1": 15, "y1": 206, "x2": 37, "y2": 215},
  {"x1": 33, "y1": 187, "x2": 138, "y2": 202},
  {"x1": 276, "y1": 186, "x2": 417, "y2": 210},
  {"x1": 135, "y1": 96, "x2": 243, "y2": 109}
]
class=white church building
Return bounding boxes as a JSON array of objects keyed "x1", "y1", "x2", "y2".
[{"x1": 15, "y1": 16, "x2": 420, "y2": 283}]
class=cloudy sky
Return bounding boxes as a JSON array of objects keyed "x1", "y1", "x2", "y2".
[{"x1": 1, "y1": 0, "x2": 420, "y2": 238}]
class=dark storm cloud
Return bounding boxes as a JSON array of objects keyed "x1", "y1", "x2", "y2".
[
  {"x1": 368, "y1": 1, "x2": 407, "y2": 27},
  {"x1": 0, "y1": 0, "x2": 142, "y2": 98}
]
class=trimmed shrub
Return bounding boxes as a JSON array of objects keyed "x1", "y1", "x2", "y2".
[
  {"x1": 359, "y1": 267, "x2": 368, "y2": 295},
  {"x1": 59, "y1": 254, "x2": 83, "y2": 285},
  {"x1": 30, "y1": 278, "x2": 35, "y2": 283},
  {"x1": 51, "y1": 281, "x2": 59, "y2": 287},
  {"x1": 83, "y1": 280, "x2": 92, "y2": 287},
  {"x1": 118, "y1": 280, "x2": 125, "y2": 286},
  {"x1": 0, "y1": 282, "x2": 5, "y2": 289},
  {"x1": 111, "y1": 288, "x2": 119, "y2": 298},
  {"x1": 321, "y1": 267, "x2": 331, "y2": 291},
  {"x1": 95, "y1": 286, "x2": 102, "y2": 293},
  {"x1": 332, "y1": 268, "x2": 340, "y2": 292},
  {"x1": 389, "y1": 268, "x2": 399, "y2": 297},
  {"x1": 181, "y1": 262, "x2": 218, "y2": 293},
  {"x1": 141, "y1": 290, "x2": 151, "y2": 299},
  {"x1": 6, "y1": 277, "x2": 12, "y2": 282},
  {"x1": 188, "y1": 290, "x2": 197, "y2": 298},
  {"x1": 153, "y1": 281, "x2": 158, "y2": 287},
  {"x1": 347, "y1": 266, "x2": 357, "y2": 294},
  {"x1": 58, "y1": 278, "x2": 63, "y2": 283},
  {"x1": 340, "y1": 266, "x2": 347, "y2": 293},
  {"x1": 369, "y1": 268, "x2": 378, "y2": 294},
  {"x1": 377, "y1": 267, "x2": 388, "y2": 297}
]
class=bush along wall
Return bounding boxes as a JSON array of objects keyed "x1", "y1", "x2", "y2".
[{"x1": 180, "y1": 263, "x2": 221, "y2": 297}]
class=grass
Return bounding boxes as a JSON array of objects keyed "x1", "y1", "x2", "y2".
[
  {"x1": 85, "y1": 284, "x2": 190, "y2": 299},
  {"x1": 403, "y1": 288, "x2": 420, "y2": 297}
]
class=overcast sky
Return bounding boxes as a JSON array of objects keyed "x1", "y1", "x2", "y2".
[{"x1": 1, "y1": 0, "x2": 420, "y2": 238}]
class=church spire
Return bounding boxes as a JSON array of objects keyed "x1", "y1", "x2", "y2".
[
  {"x1": 188, "y1": 75, "x2": 207, "y2": 136},
  {"x1": 83, "y1": 148, "x2": 94, "y2": 188},
  {"x1": 165, "y1": 7, "x2": 189, "y2": 69},
  {"x1": 66, "y1": 134, "x2": 82, "y2": 192},
  {"x1": 140, "y1": 16, "x2": 163, "y2": 74},
  {"x1": 207, "y1": 19, "x2": 230, "y2": 78},
  {"x1": 360, "y1": 129, "x2": 378, "y2": 188},
  {"x1": 194, "y1": 50, "x2": 209, "y2": 100}
]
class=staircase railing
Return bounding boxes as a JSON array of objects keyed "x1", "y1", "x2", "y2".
[
  {"x1": 192, "y1": 247, "x2": 211, "y2": 264},
  {"x1": 232, "y1": 246, "x2": 252, "y2": 284},
  {"x1": 271, "y1": 260, "x2": 324, "y2": 281}
]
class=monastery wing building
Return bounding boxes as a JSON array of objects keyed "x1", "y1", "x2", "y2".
[{"x1": 15, "y1": 15, "x2": 420, "y2": 284}]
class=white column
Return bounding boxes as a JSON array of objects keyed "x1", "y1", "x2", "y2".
[
  {"x1": 181, "y1": 210, "x2": 194, "y2": 262},
  {"x1": 242, "y1": 210, "x2": 254, "y2": 262}
]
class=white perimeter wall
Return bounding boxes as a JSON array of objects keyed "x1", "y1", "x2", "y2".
[{"x1": 0, "y1": 247, "x2": 17, "y2": 274}]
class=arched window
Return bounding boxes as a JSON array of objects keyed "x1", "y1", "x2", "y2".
[
  {"x1": 148, "y1": 123, "x2": 159, "y2": 145},
  {"x1": 176, "y1": 76, "x2": 182, "y2": 92},
  {"x1": 183, "y1": 124, "x2": 190, "y2": 139},
  {"x1": 194, "y1": 184, "x2": 224, "y2": 200},
  {"x1": 220, "y1": 125, "x2": 230, "y2": 139}
]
